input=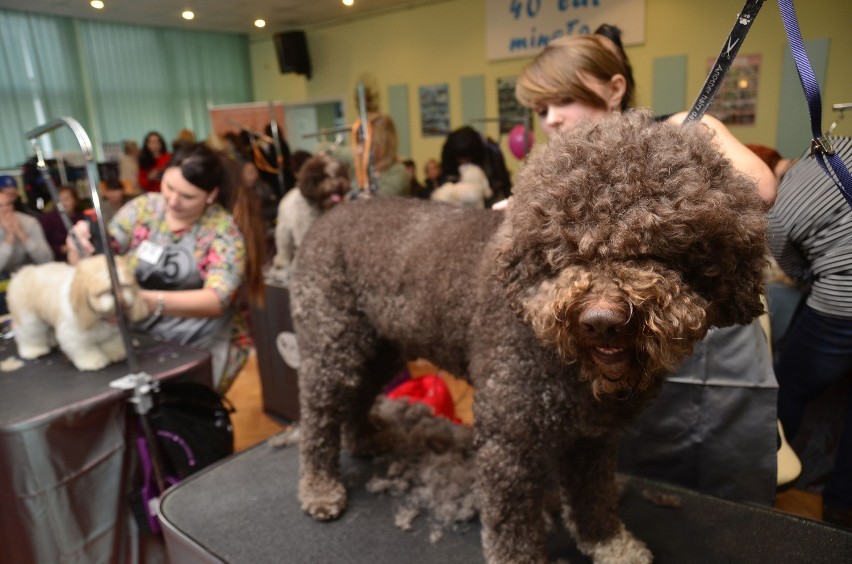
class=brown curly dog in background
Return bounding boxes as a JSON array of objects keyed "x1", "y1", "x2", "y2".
[{"x1": 290, "y1": 111, "x2": 768, "y2": 563}]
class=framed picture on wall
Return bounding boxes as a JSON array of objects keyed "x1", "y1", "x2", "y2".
[
  {"x1": 706, "y1": 54, "x2": 761, "y2": 126},
  {"x1": 497, "y1": 77, "x2": 530, "y2": 134},
  {"x1": 419, "y1": 84, "x2": 450, "y2": 137}
]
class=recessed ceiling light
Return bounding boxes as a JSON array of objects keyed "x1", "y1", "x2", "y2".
[
  {"x1": 182, "y1": 10, "x2": 195, "y2": 20},
  {"x1": 342, "y1": 0, "x2": 354, "y2": 6},
  {"x1": 254, "y1": 19, "x2": 266, "y2": 28},
  {"x1": 90, "y1": 0, "x2": 105, "y2": 9}
]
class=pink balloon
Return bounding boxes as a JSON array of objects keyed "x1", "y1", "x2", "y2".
[{"x1": 508, "y1": 124, "x2": 534, "y2": 160}]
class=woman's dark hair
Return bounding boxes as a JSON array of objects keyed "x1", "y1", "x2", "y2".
[
  {"x1": 594, "y1": 24, "x2": 636, "y2": 111},
  {"x1": 440, "y1": 126, "x2": 486, "y2": 182},
  {"x1": 139, "y1": 131, "x2": 169, "y2": 169},
  {"x1": 167, "y1": 142, "x2": 266, "y2": 306}
]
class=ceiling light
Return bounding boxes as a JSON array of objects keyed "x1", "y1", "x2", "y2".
[
  {"x1": 254, "y1": 19, "x2": 266, "y2": 28},
  {"x1": 90, "y1": 0, "x2": 104, "y2": 9},
  {"x1": 342, "y1": 0, "x2": 354, "y2": 6},
  {"x1": 182, "y1": 10, "x2": 195, "y2": 20}
]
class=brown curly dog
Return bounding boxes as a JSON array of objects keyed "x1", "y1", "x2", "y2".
[{"x1": 290, "y1": 111, "x2": 768, "y2": 563}]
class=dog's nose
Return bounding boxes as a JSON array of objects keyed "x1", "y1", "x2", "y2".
[{"x1": 579, "y1": 308, "x2": 627, "y2": 338}]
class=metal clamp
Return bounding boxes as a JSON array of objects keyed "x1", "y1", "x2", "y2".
[{"x1": 810, "y1": 136, "x2": 836, "y2": 157}]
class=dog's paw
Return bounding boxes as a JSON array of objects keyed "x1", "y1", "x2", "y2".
[
  {"x1": 299, "y1": 474, "x2": 347, "y2": 521},
  {"x1": 580, "y1": 524, "x2": 653, "y2": 564},
  {"x1": 68, "y1": 350, "x2": 112, "y2": 371},
  {"x1": 101, "y1": 338, "x2": 127, "y2": 362},
  {"x1": 17, "y1": 343, "x2": 52, "y2": 360}
]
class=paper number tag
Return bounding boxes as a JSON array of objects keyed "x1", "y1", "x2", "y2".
[{"x1": 137, "y1": 240, "x2": 164, "y2": 264}]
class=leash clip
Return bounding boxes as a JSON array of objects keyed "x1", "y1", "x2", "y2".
[{"x1": 810, "y1": 136, "x2": 836, "y2": 157}]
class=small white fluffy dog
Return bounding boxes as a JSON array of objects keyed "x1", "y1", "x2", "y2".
[
  {"x1": 430, "y1": 163, "x2": 493, "y2": 209},
  {"x1": 8, "y1": 255, "x2": 149, "y2": 371}
]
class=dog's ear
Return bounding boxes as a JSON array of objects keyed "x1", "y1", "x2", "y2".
[
  {"x1": 69, "y1": 258, "x2": 99, "y2": 330},
  {"x1": 492, "y1": 219, "x2": 556, "y2": 321},
  {"x1": 689, "y1": 229, "x2": 768, "y2": 328}
]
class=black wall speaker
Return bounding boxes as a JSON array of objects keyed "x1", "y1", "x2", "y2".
[{"x1": 273, "y1": 31, "x2": 311, "y2": 79}]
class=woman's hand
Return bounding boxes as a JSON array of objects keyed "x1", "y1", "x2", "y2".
[{"x1": 65, "y1": 220, "x2": 95, "y2": 264}]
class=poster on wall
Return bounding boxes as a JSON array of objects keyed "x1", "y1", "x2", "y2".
[
  {"x1": 486, "y1": 0, "x2": 646, "y2": 61},
  {"x1": 419, "y1": 84, "x2": 450, "y2": 137},
  {"x1": 705, "y1": 54, "x2": 761, "y2": 126},
  {"x1": 497, "y1": 77, "x2": 530, "y2": 134}
]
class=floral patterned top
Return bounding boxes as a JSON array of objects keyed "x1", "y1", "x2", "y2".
[
  {"x1": 109, "y1": 193, "x2": 245, "y2": 310},
  {"x1": 108, "y1": 193, "x2": 248, "y2": 392}
]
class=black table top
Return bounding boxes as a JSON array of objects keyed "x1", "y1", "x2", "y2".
[
  {"x1": 0, "y1": 324, "x2": 211, "y2": 432},
  {"x1": 159, "y1": 439, "x2": 852, "y2": 564}
]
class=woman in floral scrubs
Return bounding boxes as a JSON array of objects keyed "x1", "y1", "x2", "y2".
[{"x1": 69, "y1": 143, "x2": 265, "y2": 393}]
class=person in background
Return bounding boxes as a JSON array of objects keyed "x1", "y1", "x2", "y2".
[
  {"x1": 68, "y1": 142, "x2": 265, "y2": 394},
  {"x1": 0, "y1": 187, "x2": 53, "y2": 315},
  {"x1": 366, "y1": 113, "x2": 409, "y2": 197},
  {"x1": 0, "y1": 189, "x2": 53, "y2": 313},
  {"x1": 423, "y1": 158, "x2": 442, "y2": 194},
  {"x1": 403, "y1": 158, "x2": 429, "y2": 199},
  {"x1": 138, "y1": 131, "x2": 171, "y2": 193},
  {"x1": 747, "y1": 144, "x2": 796, "y2": 182},
  {"x1": 514, "y1": 24, "x2": 778, "y2": 504},
  {"x1": 118, "y1": 140, "x2": 141, "y2": 196},
  {"x1": 38, "y1": 185, "x2": 87, "y2": 261},
  {"x1": 768, "y1": 138, "x2": 852, "y2": 527},
  {"x1": 439, "y1": 127, "x2": 511, "y2": 206},
  {"x1": 0, "y1": 175, "x2": 32, "y2": 216},
  {"x1": 172, "y1": 128, "x2": 196, "y2": 153},
  {"x1": 254, "y1": 123, "x2": 296, "y2": 199},
  {"x1": 97, "y1": 178, "x2": 129, "y2": 224},
  {"x1": 241, "y1": 160, "x2": 278, "y2": 230}
]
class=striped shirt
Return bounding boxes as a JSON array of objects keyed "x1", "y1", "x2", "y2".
[{"x1": 768, "y1": 137, "x2": 852, "y2": 318}]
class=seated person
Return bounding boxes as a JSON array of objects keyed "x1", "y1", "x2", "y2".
[
  {"x1": 96, "y1": 179, "x2": 130, "y2": 225},
  {"x1": 39, "y1": 185, "x2": 87, "y2": 261},
  {"x1": 0, "y1": 190, "x2": 53, "y2": 314},
  {"x1": 68, "y1": 143, "x2": 265, "y2": 394}
]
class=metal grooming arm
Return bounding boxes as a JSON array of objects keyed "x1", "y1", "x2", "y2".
[
  {"x1": 25, "y1": 117, "x2": 140, "y2": 374},
  {"x1": 25, "y1": 117, "x2": 170, "y2": 494}
]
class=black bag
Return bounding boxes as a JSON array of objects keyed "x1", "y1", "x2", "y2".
[{"x1": 146, "y1": 381, "x2": 235, "y2": 480}]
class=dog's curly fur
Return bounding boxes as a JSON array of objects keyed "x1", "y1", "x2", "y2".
[
  {"x1": 8, "y1": 254, "x2": 149, "y2": 371},
  {"x1": 290, "y1": 111, "x2": 768, "y2": 563},
  {"x1": 272, "y1": 154, "x2": 350, "y2": 271}
]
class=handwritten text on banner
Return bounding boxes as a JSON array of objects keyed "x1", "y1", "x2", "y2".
[{"x1": 486, "y1": 0, "x2": 646, "y2": 61}]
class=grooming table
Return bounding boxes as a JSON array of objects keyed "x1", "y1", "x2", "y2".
[
  {"x1": 0, "y1": 329, "x2": 212, "y2": 563},
  {"x1": 158, "y1": 439, "x2": 852, "y2": 563}
]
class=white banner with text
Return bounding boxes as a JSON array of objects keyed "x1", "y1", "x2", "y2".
[{"x1": 486, "y1": 0, "x2": 646, "y2": 61}]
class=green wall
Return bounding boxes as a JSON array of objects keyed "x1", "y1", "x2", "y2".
[{"x1": 250, "y1": 0, "x2": 852, "y2": 172}]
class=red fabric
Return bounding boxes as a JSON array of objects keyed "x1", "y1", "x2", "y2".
[
  {"x1": 138, "y1": 153, "x2": 171, "y2": 192},
  {"x1": 386, "y1": 375, "x2": 461, "y2": 424}
]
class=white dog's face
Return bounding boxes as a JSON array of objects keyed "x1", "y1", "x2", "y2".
[{"x1": 71, "y1": 255, "x2": 149, "y2": 328}]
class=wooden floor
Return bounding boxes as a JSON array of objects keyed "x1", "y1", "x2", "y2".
[{"x1": 225, "y1": 351, "x2": 824, "y2": 523}]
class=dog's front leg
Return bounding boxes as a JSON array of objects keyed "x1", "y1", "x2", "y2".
[
  {"x1": 557, "y1": 437, "x2": 652, "y2": 564},
  {"x1": 100, "y1": 333, "x2": 128, "y2": 362},
  {"x1": 297, "y1": 354, "x2": 350, "y2": 521},
  {"x1": 477, "y1": 434, "x2": 548, "y2": 563}
]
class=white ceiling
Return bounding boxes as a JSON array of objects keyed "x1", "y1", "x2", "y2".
[{"x1": 0, "y1": 0, "x2": 445, "y2": 35}]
